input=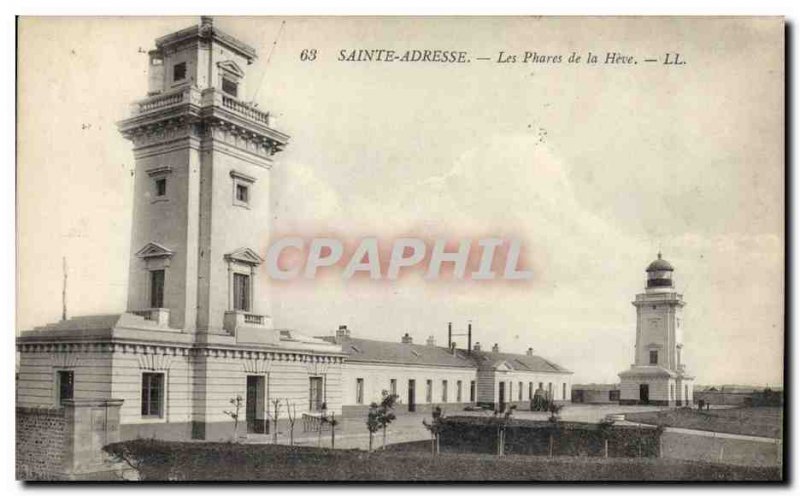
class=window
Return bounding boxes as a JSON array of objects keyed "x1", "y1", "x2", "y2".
[
  {"x1": 441, "y1": 380, "x2": 448, "y2": 402},
  {"x1": 670, "y1": 384, "x2": 675, "y2": 401},
  {"x1": 173, "y1": 62, "x2": 186, "y2": 81},
  {"x1": 236, "y1": 184, "x2": 249, "y2": 204},
  {"x1": 233, "y1": 273, "x2": 251, "y2": 312},
  {"x1": 309, "y1": 377, "x2": 324, "y2": 411},
  {"x1": 518, "y1": 381, "x2": 523, "y2": 401},
  {"x1": 155, "y1": 178, "x2": 166, "y2": 197},
  {"x1": 222, "y1": 77, "x2": 238, "y2": 97},
  {"x1": 425, "y1": 380, "x2": 432, "y2": 403},
  {"x1": 609, "y1": 390, "x2": 620, "y2": 401},
  {"x1": 538, "y1": 382, "x2": 543, "y2": 390},
  {"x1": 57, "y1": 371, "x2": 74, "y2": 406},
  {"x1": 548, "y1": 382, "x2": 553, "y2": 399},
  {"x1": 150, "y1": 269, "x2": 165, "y2": 308},
  {"x1": 356, "y1": 378, "x2": 364, "y2": 404},
  {"x1": 141, "y1": 372, "x2": 164, "y2": 417},
  {"x1": 529, "y1": 382, "x2": 533, "y2": 399},
  {"x1": 470, "y1": 380, "x2": 476, "y2": 402},
  {"x1": 456, "y1": 380, "x2": 462, "y2": 402},
  {"x1": 231, "y1": 171, "x2": 256, "y2": 207},
  {"x1": 649, "y1": 350, "x2": 658, "y2": 365},
  {"x1": 389, "y1": 379, "x2": 397, "y2": 397},
  {"x1": 562, "y1": 383, "x2": 567, "y2": 400}
]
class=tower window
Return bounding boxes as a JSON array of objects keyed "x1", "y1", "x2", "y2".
[
  {"x1": 649, "y1": 350, "x2": 658, "y2": 365},
  {"x1": 233, "y1": 273, "x2": 251, "y2": 312},
  {"x1": 222, "y1": 77, "x2": 238, "y2": 97},
  {"x1": 155, "y1": 178, "x2": 167, "y2": 197},
  {"x1": 150, "y1": 269, "x2": 165, "y2": 308},
  {"x1": 236, "y1": 184, "x2": 249, "y2": 203},
  {"x1": 173, "y1": 62, "x2": 186, "y2": 81},
  {"x1": 57, "y1": 370, "x2": 74, "y2": 406}
]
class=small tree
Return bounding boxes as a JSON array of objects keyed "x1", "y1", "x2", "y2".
[
  {"x1": 489, "y1": 405, "x2": 515, "y2": 456},
  {"x1": 320, "y1": 409, "x2": 339, "y2": 449},
  {"x1": 422, "y1": 405, "x2": 444, "y2": 455},
  {"x1": 597, "y1": 418, "x2": 614, "y2": 458},
  {"x1": 285, "y1": 400, "x2": 297, "y2": 446},
  {"x1": 223, "y1": 395, "x2": 244, "y2": 442},
  {"x1": 377, "y1": 391, "x2": 399, "y2": 449},
  {"x1": 366, "y1": 402, "x2": 381, "y2": 452},
  {"x1": 270, "y1": 398, "x2": 282, "y2": 444}
]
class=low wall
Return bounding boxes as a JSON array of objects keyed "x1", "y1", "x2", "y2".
[
  {"x1": 16, "y1": 399, "x2": 124, "y2": 480},
  {"x1": 17, "y1": 406, "x2": 67, "y2": 480},
  {"x1": 661, "y1": 431, "x2": 782, "y2": 467}
]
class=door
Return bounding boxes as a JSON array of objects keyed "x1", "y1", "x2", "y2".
[
  {"x1": 684, "y1": 385, "x2": 689, "y2": 406},
  {"x1": 498, "y1": 381, "x2": 506, "y2": 411},
  {"x1": 639, "y1": 384, "x2": 649, "y2": 405},
  {"x1": 309, "y1": 376, "x2": 324, "y2": 411},
  {"x1": 246, "y1": 375, "x2": 266, "y2": 434},
  {"x1": 408, "y1": 379, "x2": 416, "y2": 412}
]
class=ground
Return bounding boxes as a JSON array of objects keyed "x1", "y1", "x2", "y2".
[{"x1": 625, "y1": 407, "x2": 783, "y2": 439}]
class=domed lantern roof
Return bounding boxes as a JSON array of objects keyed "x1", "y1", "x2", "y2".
[{"x1": 646, "y1": 252, "x2": 674, "y2": 272}]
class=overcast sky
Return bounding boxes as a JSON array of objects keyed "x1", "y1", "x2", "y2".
[{"x1": 17, "y1": 17, "x2": 784, "y2": 386}]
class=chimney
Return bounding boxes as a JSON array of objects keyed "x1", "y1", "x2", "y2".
[
  {"x1": 335, "y1": 324, "x2": 350, "y2": 340},
  {"x1": 201, "y1": 16, "x2": 214, "y2": 27},
  {"x1": 426, "y1": 335, "x2": 436, "y2": 346},
  {"x1": 473, "y1": 342, "x2": 481, "y2": 352},
  {"x1": 448, "y1": 322, "x2": 452, "y2": 348},
  {"x1": 467, "y1": 322, "x2": 472, "y2": 355},
  {"x1": 492, "y1": 343, "x2": 499, "y2": 353},
  {"x1": 401, "y1": 333, "x2": 413, "y2": 344},
  {"x1": 526, "y1": 347, "x2": 534, "y2": 356}
]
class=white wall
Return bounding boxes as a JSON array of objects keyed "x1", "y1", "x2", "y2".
[{"x1": 342, "y1": 362, "x2": 476, "y2": 410}]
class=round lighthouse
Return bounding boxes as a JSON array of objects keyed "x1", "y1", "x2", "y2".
[{"x1": 645, "y1": 252, "x2": 674, "y2": 292}]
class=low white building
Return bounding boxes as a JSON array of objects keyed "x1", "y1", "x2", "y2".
[{"x1": 325, "y1": 326, "x2": 573, "y2": 414}]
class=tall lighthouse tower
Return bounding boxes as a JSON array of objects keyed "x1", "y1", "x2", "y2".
[
  {"x1": 619, "y1": 253, "x2": 694, "y2": 406},
  {"x1": 118, "y1": 17, "x2": 288, "y2": 336}
]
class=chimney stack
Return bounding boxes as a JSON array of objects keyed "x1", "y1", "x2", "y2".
[
  {"x1": 426, "y1": 335, "x2": 436, "y2": 346},
  {"x1": 467, "y1": 322, "x2": 472, "y2": 355},
  {"x1": 448, "y1": 322, "x2": 452, "y2": 348},
  {"x1": 526, "y1": 347, "x2": 534, "y2": 356},
  {"x1": 401, "y1": 333, "x2": 413, "y2": 344},
  {"x1": 492, "y1": 343, "x2": 499, "y2": 353},
  {"x1": 473, "y1": 342, "x2": 481, "y2": 352},
  {"x1": 335, "y1": 324, "x2": 351, "y2": 340},
  {"x1": 201, "y1": 16, "x2": 214, "y2": 27}
]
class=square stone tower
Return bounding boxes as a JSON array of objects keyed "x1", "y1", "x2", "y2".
[
  {"x1": 618, "y1": 253, "x2": 695, "y2": 406},
  {"x1": 118, "y1": 17, "x2": 289, "y2": 336}
]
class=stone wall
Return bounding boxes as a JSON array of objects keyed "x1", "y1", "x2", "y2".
[
  {"x1": 16, "y1": 406, "x2": 66, "y2": 480},
  {"x1": 16, "y1": 399, "x2": 124, "y2": 481}
]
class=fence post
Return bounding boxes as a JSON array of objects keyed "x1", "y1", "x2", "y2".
[{"x1": 604, "y1": 439, "x2": 608, "y2": 458}]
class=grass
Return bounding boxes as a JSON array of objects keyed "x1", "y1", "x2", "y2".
[
  {"x1": 104, "y1": 439, "x2": 781, "y2": 481},
  {"x1": 625, "y1": 407, "x2": 783, "y2": 439}
]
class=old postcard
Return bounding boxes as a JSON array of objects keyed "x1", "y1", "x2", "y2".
[{"x1": 15, "y1": 16, "x2": 784, "y2": 482}]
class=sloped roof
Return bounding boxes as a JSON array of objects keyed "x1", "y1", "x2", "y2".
[
  {"x1": 322, "y1": 336, "x2": 475, "y2": 369},
  {"x1": 471, "y1": 350, "x2": 572, "y2": 374},
  {"x1": 322, "y1": 335, "x2": 572, "y2": 373}
]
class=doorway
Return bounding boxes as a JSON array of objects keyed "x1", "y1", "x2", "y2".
[
  {"x1": 408, "y1": 379, "x2": 416, "y2": 412},
  {"x1": 639, "y1": 384, "x2": 649, "y2": 405},
  {"x1": 498, "y1": 381, "x2": 506, "y2": 411},
  {"x1": 246, "y1": 375, "x2": 267, "y2": 434}
]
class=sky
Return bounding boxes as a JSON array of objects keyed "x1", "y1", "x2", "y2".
[{"x1": 16, "y1": 16, "x2": 784, "y2": 386}]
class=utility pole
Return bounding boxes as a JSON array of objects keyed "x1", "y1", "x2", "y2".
[{"x1": 62, "y1": 256, "x2": 68, "y2": 321}]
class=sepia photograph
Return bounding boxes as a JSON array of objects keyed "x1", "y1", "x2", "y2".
[{"x1": 13, "y1": 14, "x2": 785, "y2": 483}]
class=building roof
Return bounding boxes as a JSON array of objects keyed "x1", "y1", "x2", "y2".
[
  {"x1": 323, "y1": 336, "x2": 475, "y2": 368},
  {"x1": 646, "y1": 252, "x2": 674, "y2": 272},
  {"x1": 471, "y1": 350, "x2": 572, "y2": 374}
]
